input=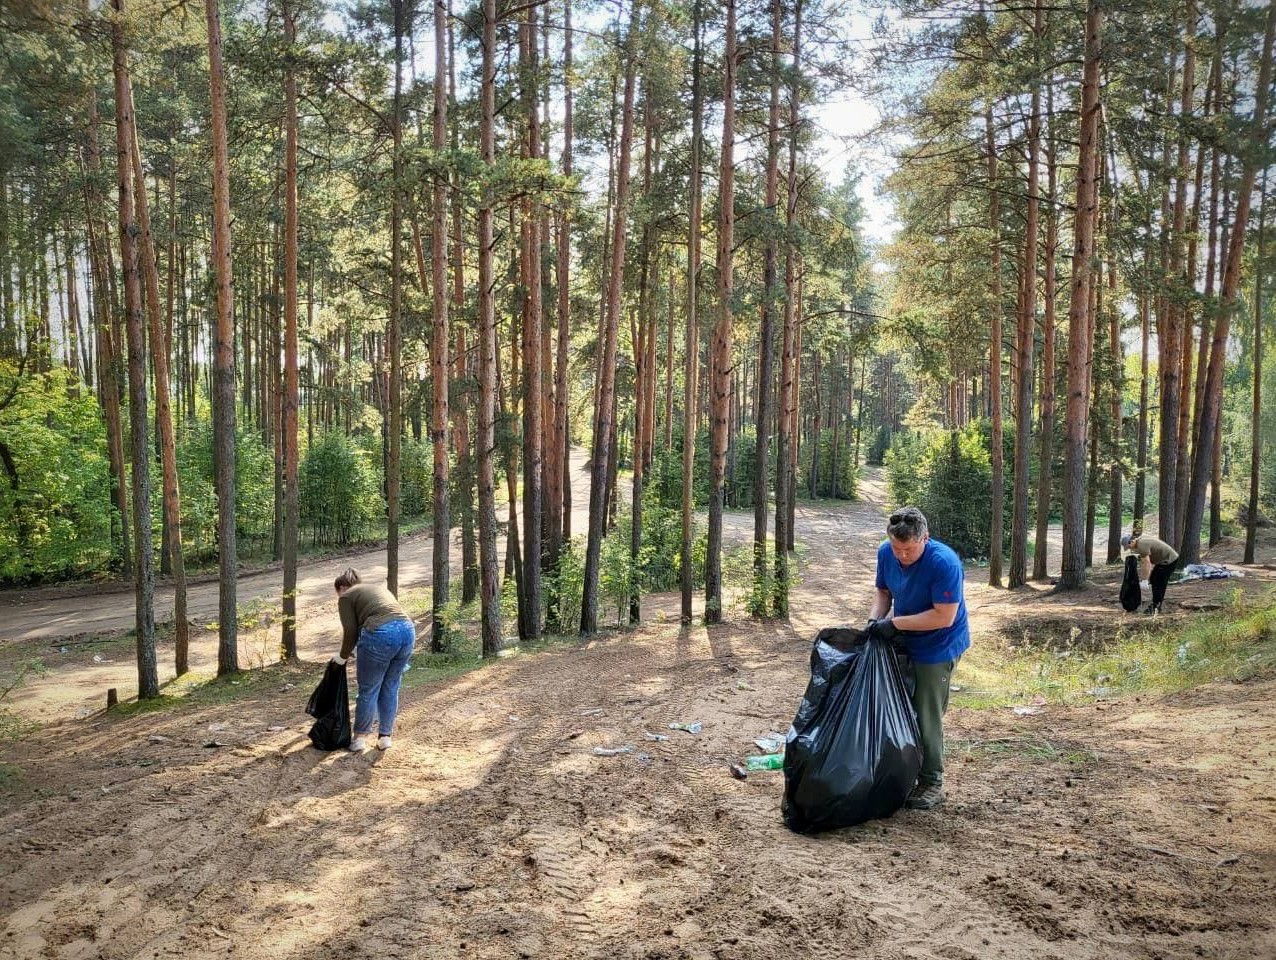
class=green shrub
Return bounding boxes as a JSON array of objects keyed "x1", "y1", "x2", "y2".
[
  {"x1": 300, "y1": 431, "x2": 384, "y2": 546},
  {"x1": 400, "y1": 436, "x2": 434, "y2": 520},
  {"x1": 886, "y1": 422, "x2": 1005, "y2": 559},
  {"x1": 798, "y1": 428, "x2": 859, "y2": 500},
  {"x1": 0, "y1": 364, "x2": 115, "y2": 581},
  {"x1": 175, "y1": 418, "x2": 277, "y2": 558}
]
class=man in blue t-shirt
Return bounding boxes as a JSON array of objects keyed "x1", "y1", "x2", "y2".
[{"x1": 866, "y1": 506, "x2": 970, "y2": 811}]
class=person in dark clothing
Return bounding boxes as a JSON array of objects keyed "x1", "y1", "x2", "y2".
[
  {"x1": 331, "y1": 568, "x2": 416, "y2": 752},
  {"x1": 1120, "y1": 534, "x2": 1179, "y2": 615},
  {"x1": 866, "y1": 507, "x2": 970, "y2": 811}
]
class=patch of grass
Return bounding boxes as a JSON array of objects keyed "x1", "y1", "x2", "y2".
[
  {"x1": 955, "y1": 590, "x2": 1276, "y2": 708},
  {"x1": 110, "y1": 660, "x2": 313, "y2": 717},
  {"x1": 948, "y1": 735, "x2": 1098, "y2": 766},
  {"x1": 0, "y1": 761, "x2": 23, "y2": 789}
]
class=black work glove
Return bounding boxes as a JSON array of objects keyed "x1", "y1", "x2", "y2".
[{"x1": 867, "y1": 618, "x2": 899, "y2": 642}]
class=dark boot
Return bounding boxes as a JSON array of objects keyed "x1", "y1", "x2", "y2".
[{"x1": 906, "y1": 782, "x2": 946, "y2": 810}]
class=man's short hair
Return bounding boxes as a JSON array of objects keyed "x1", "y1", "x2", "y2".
[{"x1": 887, "y1": 507, "x2": 929, "y2": 542}]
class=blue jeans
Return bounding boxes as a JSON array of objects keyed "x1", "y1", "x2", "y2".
[{"x1": 353, "y1": 618, "x2": 415, "y2": 736}]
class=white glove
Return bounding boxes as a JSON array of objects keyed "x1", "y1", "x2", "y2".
[
  {"x1": 1139, "y1": 581, "x2": 1150, "y2": 591},
  {"x1": 331, "y1": 654, "x2": 347, "y2": 665}
]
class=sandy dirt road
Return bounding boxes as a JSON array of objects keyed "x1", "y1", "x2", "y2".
[{"x1": 2, "y1": 467, "x2": 1273, "y2": 960}]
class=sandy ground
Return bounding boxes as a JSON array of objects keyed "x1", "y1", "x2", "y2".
[{"x1": 2, "y1": 471, "x2": 1275, "y2": 959}]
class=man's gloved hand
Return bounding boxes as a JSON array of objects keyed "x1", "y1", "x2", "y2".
[
  {"x1": 868, "y1": 618, "x2": 899, "y2": 642},
  {"x1": 330, "y1": 654, "x2": 347, "y2": 666}
]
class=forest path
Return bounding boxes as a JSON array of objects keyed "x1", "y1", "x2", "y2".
[{"x1": 2, "y1": 465, "x2": 1274, "y2": 959}]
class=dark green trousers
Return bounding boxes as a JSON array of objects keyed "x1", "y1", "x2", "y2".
[{"x1": 911, "y1": 657, "x2": 959, "y2": 786}]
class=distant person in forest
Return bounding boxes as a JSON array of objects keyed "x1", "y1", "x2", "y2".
[
  {"x1": 1120, "y1": 533, "x2": 1180, "y2": 615},
  {"x1": 331, "y1": 568, "x2": 417, "y2": 751},
  {"x1": 865, "y1": 506, "x2": 970, "y2": 811}
]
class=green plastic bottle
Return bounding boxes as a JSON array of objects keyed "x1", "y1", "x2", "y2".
[{"x1": 743, "y1": 753, "x2": 784, "y2": 772}]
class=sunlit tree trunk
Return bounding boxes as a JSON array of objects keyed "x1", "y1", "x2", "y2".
[
  {"x1": 752, "y1": 0, "x2": 781, "y2": 612},
  {"x1": 681, "y1": 0, "x2": 703, "y2": 623},
  {"x1": 704, "y1": 0, "x2": 736, "y2": 626},
  {"x1": 430, "y1": 0, "x2": 451, "y2": 649},
  {"x1": 111, "y1": 0, "x2": 158, "y2": 698},
  {"x1": 1010, "y1": 0, "x2": 1043, "y2": 588},
  {"x1": 581, "y1": 0, "x2": 641, "y2": 635}
]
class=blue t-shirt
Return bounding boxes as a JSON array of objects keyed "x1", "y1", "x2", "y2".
[{"x1": 875, "y1": 538, "x2": 970, "y2": 664}]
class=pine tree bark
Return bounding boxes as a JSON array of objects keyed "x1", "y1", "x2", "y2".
[
  {"x1": 123, "y1": 70, "x2": 189, "y2": 675},
  {"x1": 386, "y1": 0, "x2": 404, "y2": 595},
  {"x1": 1244, "y1": 173, "x2": 1266, "y2": 564},
  {"x1": 1166, "y1": 0, "x2": 1197, "y2": 550},
  {"x1": 111, "y1": 0, "x2": 158, "y2": 699},
  {"x1": 545, "y1": 0, "x2": 573, "y2": 631},
  {"x1": 1010, "y1": 2, "x2": 1043, "y2": 588},
  {"x1": 704, "y1": 0, "x2": 736, "y2": 625},
  {"x1": 520, "y1": 3, "x2": 542, "y2": 641},
  {"x1": 1060, "y1": 0, "x2": 1103, "y2": 590},
  {"x1": 752, "y1": 0, "x2": 781, "y2": 610},
  {"x1": 1033, "y1": 78, "x2": 1058, "y2": 581},
  {"x1": 205, "y1": 0, "x2": 238, "y2": 673},
  {"x1": 429, "y1": 0, "x2": 452, "y2": 649},
  {"x1": 1183, "y1": 4, "x2": 1275, "y2": 564},
  {"x1": 681, "y1": 0, "x2": 703, "y2": 623},
  {"x1": 581, "y1": 0, "x2": 642, "y2": 636},
  {"x1": 477, "y1": 0, "x2": 502, "y2": 653},
  {"x1": 987, "y1": 92, "x2": 1004, "y2": 586},
  {"x1": 281, "y1": 0, "x2": 300, "y2": 662}
]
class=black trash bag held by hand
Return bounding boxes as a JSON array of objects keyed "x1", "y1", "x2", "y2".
[
  {"x1": 782, "y1": 626, "x2": 922, "y2": 833},
  {"x1": 306, "y1": 660, "x2": 352, "y2": 751},
  {"x1": 1120, "y1": 554, "x2": 1141, "y2": 612}
]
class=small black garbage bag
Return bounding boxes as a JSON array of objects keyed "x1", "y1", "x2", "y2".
[
  {"x1": 782, "y1": 626, "x2": 922, "y2": 833},
  {"x1": 1120, "y1": 555, "x2": 1141, "y2": 613},
  {"x1": 306, "y1": 660, "x2": 352, "y2": 751}
]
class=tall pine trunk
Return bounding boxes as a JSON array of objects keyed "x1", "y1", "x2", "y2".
[
  {"x1": 281, "y1": 0, "x2": 300, "y2": 662},
  {"x1": 986, "y1": 91, "x2": 1004, "y2": 586},
  {"x1": 520, "y1": 4, "x2": 542, "y2": 641},
  {"x1": 112, "y1": 0, "x2": 158, "y2": 698},
  {"x1": 752, "y1": 0, "x2": 781, "y2": 612},
  {"x1": 1010, "y1": 1, "x2": 1043, "y2": 588},
  {"x1": 680, "y1": 0, "x2": 703, "y2": 622},
  {"x1": 430, "y1": 0, "x2": 452, "y2": 649},
  {"x1": 1245, "y1": 176, "x2": 1267, "y2": 564},
  {"x1": 1182, "y1": 4, "x2": 1275, "y2": 564},
  {"x1": 386, "y1": 0, "x2": 404, "y2": 595},
  {"x1": 704, "y1": 0, "x2": 736, "y2": 625},
  {"x1": 580, "y1": 1, "x2": 641, "y2": 635},
  {"x1": 1033, "y1": 77, "x2": 1058, "y2": 581},
  {"x1": 205, "y1": 0, "x2": 238, "y2": 674},
  {"x1": 1060, "y1": 0, "x2": 1103, "y2": 589}
]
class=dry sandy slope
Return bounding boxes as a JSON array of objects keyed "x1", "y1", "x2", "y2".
[{"x1": 2, "y1": 476, "x2": 1275, "y2": 959}]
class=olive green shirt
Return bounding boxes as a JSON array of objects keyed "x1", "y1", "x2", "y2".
[
  {"x1": 337, "y1": 583, "x2": 407, "y2": 658},
  {"x1": 1132, "y1": 535, "x2": 1179, "y2": 567}
]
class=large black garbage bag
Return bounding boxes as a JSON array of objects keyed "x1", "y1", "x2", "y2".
[
  {"x1": 306, "y1": 660, "x2": 352, "y2": 751},
  {"x1": 1120, "y1": 555, "x2": 1141, "y2": 612},
  {"x1": 782, "y1": 626, "x2": 922, "y2": 833}
]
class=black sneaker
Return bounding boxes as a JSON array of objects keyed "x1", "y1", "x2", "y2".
[
  {"x1": 906, "y1": 782, "x2": 946, "y2": 810},
  {"x1": 1143, "y1": 602, "x2": 1160, "y2": 615}
]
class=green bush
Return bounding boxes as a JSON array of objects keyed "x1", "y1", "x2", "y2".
[
  {"x1": 886, "y1": 422, "x2": 1004, "y2": 559},
  {"x1": 867, "y1": 425, "x2": 893, "y2": 466},
  {"x1": 300, "y1": 431, "x2": 384, "y2": 546},
  {"x1": 400, "y1": 436, "x2": 434, "y2": 520},
  {"x1": 798, "y1": 428, "x2": 859, "y2": 500},
  {"x1": 175, "y1": 418, "x2": 277, "y2": 557},
  {"x1": 0, "y1": 364, "x2": 115, "y2": 581}
]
